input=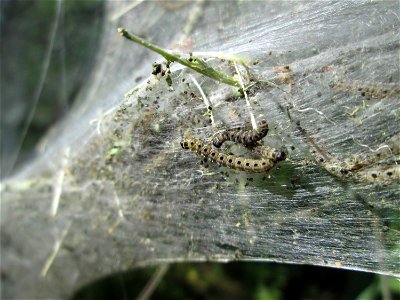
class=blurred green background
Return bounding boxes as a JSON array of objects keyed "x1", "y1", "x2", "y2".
[
  {"x1": 1, "y1": 0, "x2": 103, "y2": 177},
  {"x1": 73, "y1": 262, "x2": 399, "y2": 300},
  {"x1": 1, "y1": 1, "x2": 398, "y2": 299}
]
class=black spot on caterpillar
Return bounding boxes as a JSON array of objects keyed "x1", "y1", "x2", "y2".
[
  {"x1": 181, "y1": 138, "x2": 286, "y2": 173},
  {"x1": 353, "y1": 164, "x2": 400, "y2": 183},
  {"x1": 212, "y1": 119, "x2": 269, "y2": 148}
]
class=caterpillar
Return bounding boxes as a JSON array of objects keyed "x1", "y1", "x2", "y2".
[
  {"x1": 212, "y1": 119, "x2": 269, "y2": 148},
  {"x1": 329, "y1": 79, "x2": 400, "y2": 99},
  {"x1": 295, "y1": 126, "x2": 400, "y2": 183},
  {"x1": 181, "y1": 138, "x2": 286, "y2": 173}
]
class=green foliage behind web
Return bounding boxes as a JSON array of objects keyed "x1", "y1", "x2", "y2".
[
  {"x1": 74, "y1": 262, "x2": 399, "y2": 300},
  {"x1": 0, "y1": 0, "x2": 104, "y2": 175}
]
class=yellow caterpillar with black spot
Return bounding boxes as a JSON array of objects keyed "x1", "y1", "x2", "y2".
[{"x1": 181, "y1": 138, "x2": 286, "y2": 173}]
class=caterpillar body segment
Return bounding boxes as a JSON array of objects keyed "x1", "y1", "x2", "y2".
[{"x1": 353, "y1": 164, "x2": 400, "y2": 183}]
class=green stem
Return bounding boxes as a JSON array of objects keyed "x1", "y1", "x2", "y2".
[{"x1": 118, "y1": 28, "x2": 240, "y2": 87}]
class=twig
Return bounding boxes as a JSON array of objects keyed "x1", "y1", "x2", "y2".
[
  {"x1": 40, "y1": 224, "x2": 71, "y2": 277},
  {"x1": 50, "y1": 147, "x2": 70, "y2": 216},
  {"x1": 190, "y1": 75, "x2": 215, "y2": 126},
  {"x1": 118, "y1": 28, "x2": 240, "y2": 87},
  {"x1": 234, "y1": 62, "x2": 257, "y2": 129}
]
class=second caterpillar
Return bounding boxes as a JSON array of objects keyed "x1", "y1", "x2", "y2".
[{"x1": 212, "y1": 119, "x2": 269, "y2": 148}]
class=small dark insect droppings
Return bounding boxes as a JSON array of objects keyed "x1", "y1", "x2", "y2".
[
  {"x1": 151, "y1": 63, "x2": 163, "y2": 76},
  {"x1": 294, "y1": 126, "x2": 305, "y2": 137}
]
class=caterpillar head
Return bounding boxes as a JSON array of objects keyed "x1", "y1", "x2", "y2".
[
  {"x1": 275, "y1": 150, "x2": 287, "y2": 161},
  {"x1": 258, "y1": 119, "x2": 269, "y2": 128},
  {"x1": 180, "y1": 140, "x2": 189, "y2": 149},
  {"x1": 212, "y1": 139, "x2": 223, "y2": 148}
]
